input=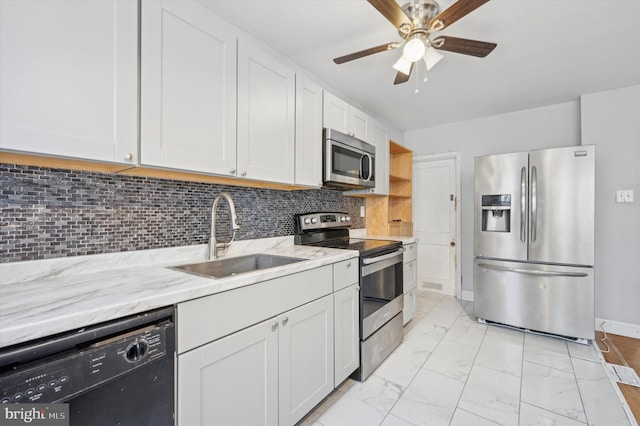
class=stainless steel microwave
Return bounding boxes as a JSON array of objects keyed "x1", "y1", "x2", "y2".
[{"x1": 323, "y1": 128, "x2": 375, "y2": 190}]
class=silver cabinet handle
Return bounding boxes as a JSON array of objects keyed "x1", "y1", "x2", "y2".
[
  {"x1": 241, "y1": 171, "x2": 247, "y2": 177},
  {"x1": 230, "y1": 168, "x2": 236, "y2": 175},
  {"x1": 124, "y1": 153, "x2": 134, "y2": 162},
  {"x1": 520, "y1": 166, "x2": 527, "y2": 243},
  {"x1": 271, "y1": 321, "x2": 278, "y2": 331},
  {"x1": 346, "y1": 261, "x2": 352, "y2": 268},
  {"x1": 281, "y1": 317, "x2": 289, "y2": 326},
  {"x1": 530, "y1": 165, "x2": 538, "y2": 243},
  {"x1": 477, "y1": 263, "x2": 588, "y2": 277}
]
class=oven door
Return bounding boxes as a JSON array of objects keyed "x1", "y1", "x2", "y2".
[
  {"x1": 360, "y1": 248, "x2": 404, "y2": 339},
  {"x1": 324, "y1": 137, "x2": 375, "y2": 189}
]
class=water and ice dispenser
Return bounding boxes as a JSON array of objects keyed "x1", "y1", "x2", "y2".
[{"x1": 481, "y1": 194, "x2": 511, "y2": 232}]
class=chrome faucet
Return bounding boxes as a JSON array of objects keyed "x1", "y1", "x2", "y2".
[{"x1": 209, "y1": 192, "x2": 240, "y2": 260}]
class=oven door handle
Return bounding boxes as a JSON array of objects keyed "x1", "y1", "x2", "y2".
[{"x1": 361, "y1": 247, "x2": 405, "y2": 265}]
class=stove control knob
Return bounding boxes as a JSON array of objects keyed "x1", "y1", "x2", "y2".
[
  {"x1": 346, "y1": 216, "x2": 351, "y2": 221},
  {"x1": 304, "y1": 218, "x2": 311, "y2": 225},
  {"x1": 310, "y1": 218, "x2": 318, "y2": 224},
  {"x1": 340, "y1": 216, "x2": 346, "y2": 222}
]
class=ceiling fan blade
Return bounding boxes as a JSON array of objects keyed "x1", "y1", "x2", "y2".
[
  {"x1": 432, "y1": 36, "x2": 496, "y2": 57},
  {"x1": 429, "y1": 0, "x2": 489, "y2": 32},
  {"x1": 394, "y1": 63, "x2": 414, "y2": 85},
  {"x1": 333, "y1": 42, "x2": 398, "y2": 64},
  {"x1": 368, "y1": 0, "x2": 414, "y2": 33}
]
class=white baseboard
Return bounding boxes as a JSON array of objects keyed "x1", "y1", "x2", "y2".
[
  {"x1": 596, "y1": 317, "x2": 640, "y2": 339},
  {"x1": 460, "y1": 290, "x2": 474, "y2": 302}
]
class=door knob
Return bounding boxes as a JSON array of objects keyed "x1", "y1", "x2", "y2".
[{"x1": 450, "y1": 241, "x2": 456, "y2": 247}]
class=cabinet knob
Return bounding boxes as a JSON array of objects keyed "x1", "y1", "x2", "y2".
[
  {"x1": 271, "y1": 321, "x2": 279, "y2": 331},
  {"x1": 124, "y1": 153, "x2": 134, "y2": 162},
  {"x1": 346, "y1": 261, "x2": 352, "y2": 268},
  {"x1": 241, "y1": 171, "x2": 247, "y2": 177},
  {"x1": 282, "y1": 317, "x2": 289, "y2": 326},
  {"x1": 230, "y1": 168, "x2": 236, "y2": 175},
  {"x1": 356, "y1": 286, "x2": 360, "y2": 291}
]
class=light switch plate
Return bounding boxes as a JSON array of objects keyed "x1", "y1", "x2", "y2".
[
  {"x1": 616, "y1": 189, "x2": 635, "y2": 203},
  {"x1": 360, "y1": 206, "x2": 365, "y2": 217}
]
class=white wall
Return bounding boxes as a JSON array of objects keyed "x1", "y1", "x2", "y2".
[
  {"x1": 404, "y1": 101, "x2": 581, "y2": 296},
  {"x1": 581, "y1": 85, "x2": 640, "y2": 327}
]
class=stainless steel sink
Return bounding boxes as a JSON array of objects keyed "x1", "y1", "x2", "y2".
[{"x1": 171, "y1": 254, "x2": 305, "y2": 279}]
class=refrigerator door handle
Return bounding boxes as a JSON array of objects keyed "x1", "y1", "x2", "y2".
[
  {"x1": 530, "y1": 165, "x2": 538, "y2": 243},
  {"x1": 520, "y1": 167, "x2": 527, "y2": 243},
  {"x1": 477, "y1": 263, "x2": 588, "y2": 277}
]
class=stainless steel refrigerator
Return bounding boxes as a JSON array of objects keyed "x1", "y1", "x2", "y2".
[{"x1": 473, "y1": 145, "x2": 595, "y2": 342}]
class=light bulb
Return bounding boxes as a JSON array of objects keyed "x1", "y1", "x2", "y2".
[
  {"x1": 393, "y1": 56, "x2": 413, "y2": 75},
  {"x1": 403, "y1": 36, "x2": 426, "y2": 62},
  {"x1": 423, "y1": 46, "x2": 444, "y2": 71}
]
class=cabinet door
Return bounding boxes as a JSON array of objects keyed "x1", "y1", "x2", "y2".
[
  {"x1": 278, "y1": 296, "x2": 334, "y2": 426},
  {"x1": 322, "y1": 91, "x2": 349, "y2": 134},
  {"x1": 141, "y1": 0, "x2": 237, "y2": 176},
  {"x1": 294, "y1": 77, "x2": 323, "y2": 187},
  {"x1": 403, "y1": 288, "x2": 416, "y2": 325},
  {"x1": 237, "y1": 41, "x2": 295, "y2": 184},
  {"x1": 334, "y1": 284, "x2": 360, "y2": 386},
  {"x1": 349, "y1": 106, "x2": 370, "y2": 143},
  {"x1": 403, "y1": 260, "x2": 417, "y2": 292},
  {"x1": 0, "y1": 0, "x2": 137, "y2": 164},
  {"x1": 370, "y1": 118, "x2": 389, "y2": 195},
  {"x1": 177, "y1": 318, "x2": 278, "y2": 426}
]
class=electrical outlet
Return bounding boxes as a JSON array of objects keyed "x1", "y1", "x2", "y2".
[
  {"x1": 360, "y1": 206, "x2": 365, "y2": 217},
  {"x1": 616, "y1": 189, "x2": 635, "y2": 203}
]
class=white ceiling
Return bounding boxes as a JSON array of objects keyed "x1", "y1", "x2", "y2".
[{"x1": 199, "y1": 0, "x2": 640, "y2": 131}]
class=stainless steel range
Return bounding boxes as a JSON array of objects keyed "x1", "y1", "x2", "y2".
[{"x1": 294, "y1": 212, "x2": 404, "y2": 381}]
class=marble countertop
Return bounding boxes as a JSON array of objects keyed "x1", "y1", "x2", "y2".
[{"x1": 0, "y1": 236, "x2": 358, "y2": 349}]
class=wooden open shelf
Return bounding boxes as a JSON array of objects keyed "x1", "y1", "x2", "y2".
[{"x1": 365, "y1": 141, "x2": 413, "y2": 237}]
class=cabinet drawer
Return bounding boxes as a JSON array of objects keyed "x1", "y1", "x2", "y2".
[
  {"x1": 177, "y1": 265, "x2": 332, "y2": 353},
  {"x1": 403, "y1": 243, "x2": 417, "y2": 263},
  {"x1": 333, "y1": 258, "x2": 358, "y2": 292}
]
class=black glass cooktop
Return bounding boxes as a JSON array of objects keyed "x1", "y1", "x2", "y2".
[{"x1": 306, "y1": 237, "x2": 401, "y2": 256}]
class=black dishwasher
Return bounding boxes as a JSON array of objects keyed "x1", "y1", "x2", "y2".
[{"x1": 0, "y1": 306, "x2": 175, "y2": 426}]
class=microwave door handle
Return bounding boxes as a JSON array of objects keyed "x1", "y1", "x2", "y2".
[{"x1": 361, "y1": 153, "x2": 373, "y2": 182}]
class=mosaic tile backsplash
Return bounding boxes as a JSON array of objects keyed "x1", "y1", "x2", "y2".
[{"x1": 0, "y1": 164, "x2": 365, "y2": 263}]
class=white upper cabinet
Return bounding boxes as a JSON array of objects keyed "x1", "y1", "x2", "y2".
[
  {"x1": 370, "y1": 118, "x2": 390, "y2": 195},
  {"x1": 0, "y1": 0, "x2": 137, "y2": 164},
  {"x1": 140, "y1": 0, "x2": 237, "y2": 176},
  {"x1": 294, "y1": 77, "x2": 323, "y2": 187},
  {"x1": 349, "y1": 106, "x2": 371, "y2": 143},
  {"x1": 237, "y1": 40, "x2": 295, "y2": 184},
  {"x1": 322, "y1": 91, "x2": 371, "y2": 143},
  {"x1": 323, "y1": 91, "x2": 350, "y2": 135}
]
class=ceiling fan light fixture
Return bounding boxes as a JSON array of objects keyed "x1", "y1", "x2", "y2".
[
  {"x1": 423, "y1": 46, "x2": 444, "y2": 71},
  {"x1": 392, "y1": 55, "x2": 413, "y2": 75},
  {"x1": 402, "y1": 34, "x2": 426, "y2": 62}
]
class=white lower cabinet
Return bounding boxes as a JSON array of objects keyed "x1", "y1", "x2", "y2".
[
  {"x1": 178, "y1": 294, "x2": 334, "y2": 426},
  {"x1": 333, "y1": 284, "x2": 359, "y2": 385},
  {"x1": 403, "y1": 243, "x2": 418, "y2": 325},
  {"x1": 177, "y1": 318, "x2": 278, "y2": 426},
  {"x1": 279, "y1": 295, "x2": 334, "y2": 425}
]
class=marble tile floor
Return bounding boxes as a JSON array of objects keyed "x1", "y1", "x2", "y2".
[{"x1": 298, "y1": 290, "x2": 635, "y2": 426}]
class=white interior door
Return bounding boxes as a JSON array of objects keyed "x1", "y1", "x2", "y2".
[{"x1": 414, "y1": 155, "x2": 460, "y2": 296}]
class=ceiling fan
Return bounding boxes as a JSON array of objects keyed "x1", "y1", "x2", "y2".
[{"x1": 334, "y1": 0, "x2": 497, "y2": 85}]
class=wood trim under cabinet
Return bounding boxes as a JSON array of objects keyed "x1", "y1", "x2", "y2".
[{"x1": 0, "y1": 151, "x2": 312, "y2": 191}]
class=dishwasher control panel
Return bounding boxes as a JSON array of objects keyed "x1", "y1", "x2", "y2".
[{"x1": 0, "y1": 323, "x2": 169, "y2": 404}]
